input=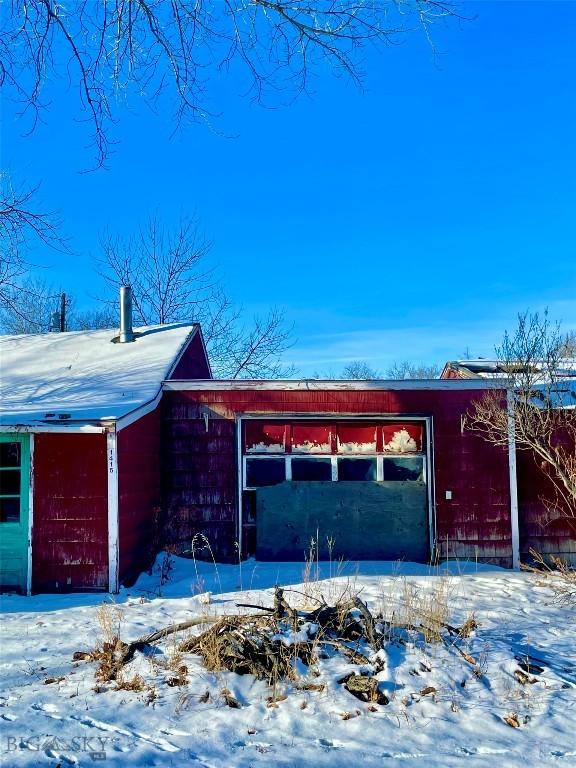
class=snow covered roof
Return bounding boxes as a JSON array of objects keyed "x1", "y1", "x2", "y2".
[
  {"x1": 530, "y1": 383, "x2": 576, "y2": 410},
  {"x1": 442, "y1": 359, "x2": 576, "y2": 380},
  {"x1": 0, "y1": 324, "x2": 200, "y2": 429},
  {"x1": 440, "y1": 359, "x2": 576, "y2": 408}
]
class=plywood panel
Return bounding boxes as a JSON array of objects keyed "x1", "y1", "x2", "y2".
[{"x1": 257, "y1": 481, "x2": 429, "y2": 562}]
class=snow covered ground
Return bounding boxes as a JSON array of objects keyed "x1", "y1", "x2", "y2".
[{"x1": 1, "y1": 557, "x2": 575, "y2": 767}]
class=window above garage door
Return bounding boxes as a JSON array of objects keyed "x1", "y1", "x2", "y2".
[{"x1": 242, "y1": 420, "x2": 427, "y2": 489}]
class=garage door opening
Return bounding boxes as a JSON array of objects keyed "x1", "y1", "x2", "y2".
[{"x1": 239, "y1": 418, "x2": 433, "y2": 562}]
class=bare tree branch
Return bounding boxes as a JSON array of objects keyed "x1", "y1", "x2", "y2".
[
  {"x1": 0, "y1": 277, "x2": 63, "y2": 334},
  {"x1": 0, "y1": 172, "x2": 67, "y2": 271},
  {"x1": 0, "y1": 171, "x2": 70, "y2": 320},
  {"x1": 0, "y1": 174, "x2": 63, "y2": 251},
  {"x1": 466, "y1": 310, "x2": 576, "y2": 525},
  {"x1": 337, "y1": 360, "x2": 441, "y2": 380},
  {"x1": 0, "y1": 275, "x2": 120, "y2": 335},
  {"x1": 559, "y1": 330, "x2": 576, "y2": 358},
  {"x1": 341, "y1": 360, "x2": 381, "y2": 379},
  {"x1": 97, "y1": 214, "x2": 294, "y2": 378},
  {"x1": 387, "y1": 361, "x2": 440, "y2": 379},
  {"x1": 1, "y1": 1, "x2": 464, "y2": 168},
  {"x1": 225, "y1": 307, "x2": 295, "y2": 379}
]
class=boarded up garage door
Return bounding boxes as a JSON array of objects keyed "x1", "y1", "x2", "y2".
[
  {"x1": 256, "y1": 480, "x2": 429, "y2": 562},
  {"x1": 243, "y1": 419, "x2": 430, "y2": 561}
]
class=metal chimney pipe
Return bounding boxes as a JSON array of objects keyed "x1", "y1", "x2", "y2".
[{"x1": 119, "y1": 285, "x2": 135, "y2": 343}]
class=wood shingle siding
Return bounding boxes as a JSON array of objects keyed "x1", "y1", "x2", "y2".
[{"x1": 32, "y1": 434, "x2": 108, "y2": 592}]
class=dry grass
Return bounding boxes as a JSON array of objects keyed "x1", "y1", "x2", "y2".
[
  {"x1": 401, "y1": 577, "x2": 451, "y2": 642},
  {"x1": 83, "y1": 543, "x2": 493, "y2": 715},
  {"x1": 190, "y1": 533, "x2": 223, "y2": 596},
  {"x1": 96, "y1": 601, "x2": 124, "y2": 646},
  {"x1": 299, "y1": 535, "x2": 358, "y2": 609},
  {"x1": 93, "y1": 601, "x2": 127, "y2": 682},
  {"x1": 379, "y1": 574, "x2": 457, "y2": 644},
  {"x1": 522, "y1": 549, "x2": 576, "y2": 606},
  {"x1": 116, "y1": 673, "x2": 147, "y2": 692}
]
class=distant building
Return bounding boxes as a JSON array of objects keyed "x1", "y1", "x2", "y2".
[{"x1": 441, "y1": 358, "x2": 576, "y2": 383}]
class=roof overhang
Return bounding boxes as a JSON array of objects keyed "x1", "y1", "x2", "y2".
[
  {"x1": 0, "y1": 423, "x2": 108, "y2": 434},
  {"x1": 163, "y1": 378, "x2": 510, "y2": 392}
]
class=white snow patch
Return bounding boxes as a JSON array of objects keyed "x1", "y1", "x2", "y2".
[
  {"x1": 384, "y1": 429, "x2": 418, "y2": 453},
  {"x1": 1, "y1": 557, "x2": 575, "y2": 767},
  {"x1": 245, "y1": 442, "x2": 285, "y2": 453},
  {"x1": 293, "y1": 440, "x2": 331, "y2": 454},
  {"x1": 337, "y1": 440, "x2": 376, "y2": 454},
  {"x1": 0, "y1": 324, "x2": 199, "y2": 426}
]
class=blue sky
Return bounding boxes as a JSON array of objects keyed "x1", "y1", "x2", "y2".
[{"x1": 2, "y1": 1, "x2": 575, "y2": 376}]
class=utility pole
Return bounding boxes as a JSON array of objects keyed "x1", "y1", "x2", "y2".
[{"x1": 60, "y1": 293, "x2": 66, "y2": 332}]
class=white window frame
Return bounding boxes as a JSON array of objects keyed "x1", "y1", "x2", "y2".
[{"x1": 241, "y1": 418, "x2": 429, "y2": 488}]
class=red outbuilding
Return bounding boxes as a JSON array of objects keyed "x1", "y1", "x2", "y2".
[
  {"x1": 2, "y1": 328, "x2": 574, "y2": 594},
  {"x1": 161, "y1": 379, "x2": 519, "y2": 568},
  {"x1": 0, "y1": 321, "x2": 211, "y2": 593}
]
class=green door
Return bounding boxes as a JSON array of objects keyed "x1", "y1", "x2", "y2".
[{"x1": 0, "y1": 434, "x2": 31, "y2": 594}]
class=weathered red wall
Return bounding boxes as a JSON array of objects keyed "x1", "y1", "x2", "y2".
[
  {"x1": 118, "y1": 407, "x2": 162, "y2": 585},
  {"x1": 516, "y1": 448, "x2": 576, "y2": 563},
  {"x1": 169, "y1": 330, "x2": 211, "y2": 380},
  {"x1": 33, "y1": 433, "x2": 108, "y2": 592},
  {"x1": 162, "y1": 398, "x2": 237, "y2": 560},
  {"x1": 163, "y1": 388, "x2": 513, "y2": 566}
]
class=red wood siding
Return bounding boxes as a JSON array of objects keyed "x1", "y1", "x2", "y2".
[
  {"x1": 33, "y1": 433, "x2": 108, "y2": 592},
  {"x1": 118, "y1": 408, "x2": 162, "y2": 585},
  {"x1": 441, "y1": 369, "x2": 466, "y2": 379},
  {"x1": 517, "y1": 448, "x2": 576, "y2": 563},
  {"x1": 163, "y1": 388, "x2": 513, "y2": 567},
  {"x1": 168, "y1": 331, "x2": 211, "y2": 380},
  {"x1": 162, "y1": 400, "x2": 237, "y2": 560}
]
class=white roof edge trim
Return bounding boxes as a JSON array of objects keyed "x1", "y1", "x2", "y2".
[
  {"x1": 115, "y1": 389, "x2": 163, "y2": 432},
  {"x1": 113, "y1": 325, "x2": 203, "y2": 431},
  {"x1": 163, "y1": 379, "x2": 510, "y2": 392},
  {"x1": 0, "y1": 424, "x2": 106, "y2": 434},
  {"x1": 92, "y1": 324, "x2": 200, "y2": 433},
  {"x1": 1, "y1": 323, "x2": 199, "y2": 426}
]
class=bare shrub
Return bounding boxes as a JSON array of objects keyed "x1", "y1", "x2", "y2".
[
  {"x1": 522, "y1": 549, "x2": 576, "y2": 605},
  {"x1": 116, "y1": 673, "x2": 147, "y2": 692},
  {"x1": 467, "y1": 310, "x2": 576, "y2": 527}
]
